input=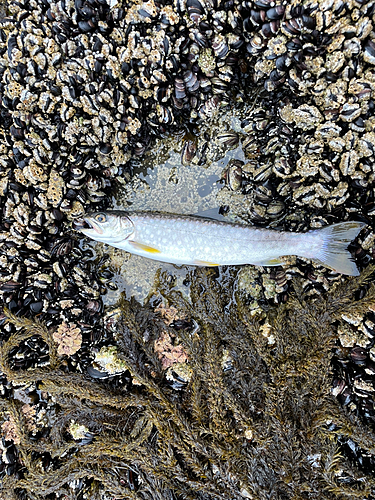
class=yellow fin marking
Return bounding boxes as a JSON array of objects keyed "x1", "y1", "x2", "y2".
[
  {"x1": 193, "y1": 260, "x2": 220, "y2": 267},
  {"x1": 129, "y1": 241, "x2": 161, "y2": 254}
]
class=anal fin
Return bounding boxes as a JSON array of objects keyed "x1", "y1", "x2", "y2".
[
  {"x1": 253, "y1": 257, "x2": 283, "y2": 266},
  {"x1": 193, "y1": 260, "x2": 220, "y2": 267}
]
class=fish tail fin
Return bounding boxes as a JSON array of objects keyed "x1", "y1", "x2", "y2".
[{"x1": 314, "y1": 222, "x2": 366, "y2": 276}]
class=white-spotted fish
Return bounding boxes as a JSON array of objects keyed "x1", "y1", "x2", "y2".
[{"x1": 73, "y1": 211, "x2": 366, "y2": 276}]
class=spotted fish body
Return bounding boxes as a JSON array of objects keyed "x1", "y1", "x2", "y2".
[{"x1": 73, "y1": 211, "x2": 365, "y2": 276}]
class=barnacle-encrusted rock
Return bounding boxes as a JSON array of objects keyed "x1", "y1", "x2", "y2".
[
  {"x1": 93, "y1": 345, "x2": 128, "y2": 375},
  {"x1": 198, "y1": 48, "x2": 216, "y2": 76},
  {"x1": 1, "y1": 403, "x2": 37, "y2": 445},
  {"x1": 165, "y1": 361, "x2": 193, "y2": 385},
  {"x1": 69, "y1": 421, "x2": 90, "y2": 441},
  {"x1": 154, "y1": 302, "x2": 180, "y2": 325},
  {"x1": 279, "y1": 103, "x2": 324, "y2": 130},
  {"x1": 154, "y1": 330, "x2": 189, "y2": 370},
  {"x1": 1, "y1": 418, "x2": 21, "y2": 445},
  {"x1": 47, "y1": 170, "x2": 65, "y2": 207},
  {"x1": 53, "y1": 322, "x2": 82, "y2": 356}
]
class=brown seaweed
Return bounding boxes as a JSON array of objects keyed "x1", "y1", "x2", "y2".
[{"x1": 1, "y1": 266, "x2": 375, "y2": 499}]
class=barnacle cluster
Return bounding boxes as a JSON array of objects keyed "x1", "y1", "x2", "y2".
[{"x1": 52, "y1": 321, "x2": 82, "y2": 356}]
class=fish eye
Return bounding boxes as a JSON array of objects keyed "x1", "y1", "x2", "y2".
[{"x1": 95, "y1": 213, "x2": 107, "y2": 223}]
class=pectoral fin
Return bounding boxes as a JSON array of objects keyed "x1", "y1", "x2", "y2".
[
  {"x1": 193, "y1": 260, "x2": 220, "y2": 266},
  {"x1": 129, "y1": 241, "x2": 161, "y2": 254},
  {"x1": 253, "y1": 257, "x2": 283, "y2": 266}
]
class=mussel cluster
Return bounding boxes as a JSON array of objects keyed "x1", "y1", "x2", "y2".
[{"x1": 0, "y1": 0, "x2": 374, "y2": 491}]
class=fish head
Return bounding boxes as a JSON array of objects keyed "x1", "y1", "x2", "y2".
[{"x1": 73, "y1": 211, "x2": 134, "y2": 244}]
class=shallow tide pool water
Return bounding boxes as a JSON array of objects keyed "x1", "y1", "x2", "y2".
[{"x1": 87, "y1": 103, "x2": 257, "y2": 304}]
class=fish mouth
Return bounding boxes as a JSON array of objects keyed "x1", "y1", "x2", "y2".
[
  {"x1": 72, "y1": 217, "x2": 103, "y2": 234},
  {"x1": 72, "y1": 217, "x2": 91, "y2": 230}
]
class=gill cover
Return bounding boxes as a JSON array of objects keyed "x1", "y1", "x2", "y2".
[{"x1": 81, "y1": 211, "x2": 135, "y2": 244}]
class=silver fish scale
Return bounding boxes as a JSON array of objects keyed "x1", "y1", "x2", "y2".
[{"x1": 126, "y1": 213, "x2": 311, "y2": 266}]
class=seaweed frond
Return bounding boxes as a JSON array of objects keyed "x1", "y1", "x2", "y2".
[{"x1": 1, "y1": 267, "x2": 375, "y2": 499}]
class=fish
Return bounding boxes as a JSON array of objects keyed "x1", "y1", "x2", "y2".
[{"x1": 72, "y1": 211, "x2": 366, "y2": 276}]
